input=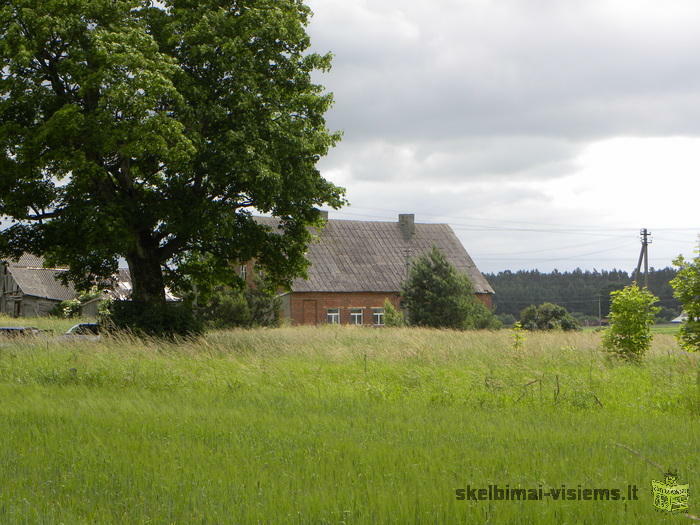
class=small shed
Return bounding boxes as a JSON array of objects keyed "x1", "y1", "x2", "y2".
[
  {"x1": 0, "y1": 255, "x2": 76, "y2": 317},
  {"x1": 0, "y1": 255, "x2": 139, "y2": 318}
]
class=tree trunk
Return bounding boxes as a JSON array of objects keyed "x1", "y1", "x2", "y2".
[
  {"x1": 127, "y1": 254, "x2": 166, "y2": 304},
  {"x1": 126, "y1": 240, "x2": 166, "y2": 304}
]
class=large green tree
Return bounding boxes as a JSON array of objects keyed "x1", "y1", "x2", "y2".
[
  {"x1": 401, "y1": 246, "x2": 499, "y2": 330},
  {"x1": 0, "y1": 0, "x2": 344, "y2": 305}
]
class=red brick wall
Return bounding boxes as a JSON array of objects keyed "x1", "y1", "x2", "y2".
[
  {"x1": 476, "y1": 293, "x2": 493, "y2": 310},
  {"x1": 288, "y1": 292, "x2": 401, "y2": 326},
  {"x1": 287, "y1": 291, "x2": 494, "y2": 325}
]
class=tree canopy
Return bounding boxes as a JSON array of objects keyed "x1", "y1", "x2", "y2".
[
  {"x1": 671, "y1": 251, "x2": 700, "y2": 351},
  {"x1": 0, "y1": 0, "x2": 344, "y2": 306},
  {"x1": 401, "y1": 246, "x2": 499, "y2": 330}
]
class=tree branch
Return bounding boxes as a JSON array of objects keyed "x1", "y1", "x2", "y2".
[
  {"x1": 158, "y1": 235, "x2": 188, "y2": 260},
  {"x1": 26, "y1": 210, "x2": 61, "y2": 221}
]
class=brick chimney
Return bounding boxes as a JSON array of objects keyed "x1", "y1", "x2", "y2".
[{"x1": 398, "y1": 213, "x2": 415, "y2": 240}]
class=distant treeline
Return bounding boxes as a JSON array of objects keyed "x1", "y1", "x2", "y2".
[{"x1": 484, "y1": 268, "x2": 681, "y2": 321}]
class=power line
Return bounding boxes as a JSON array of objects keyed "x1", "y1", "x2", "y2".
[
  {"x1": 339, "y1": 206, "x2": 700, "y2": 232},
  {"x1": 473, "y1": 240, "x2": 638, "y2": 262},
  {"x1": 477, "y1": 236, "x2": 628, "y2": 257}
]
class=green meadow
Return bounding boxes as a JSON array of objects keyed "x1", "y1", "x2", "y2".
[{"x1": 0, "y1": 324, "x2": 697, "y2": 524}]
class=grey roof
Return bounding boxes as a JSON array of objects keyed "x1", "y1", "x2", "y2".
[
  {"x1": 2, "y1": 255, "x2": 138, "y2": 301},
  {"x1": 5, "y1": 253, "x2": 54, "y2": 269},
  {"x1": 256, "y1": 217, "x2": 494, "y2": 294},
  {"x1": 8, "y1": 267, "x2": 76, "y2": 301}
]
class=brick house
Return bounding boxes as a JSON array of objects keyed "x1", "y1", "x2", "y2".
[{"x1": 253, "y1": 213, "x2": 494, "y2": 326}]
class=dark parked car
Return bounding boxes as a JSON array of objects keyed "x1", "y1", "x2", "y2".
[
  {"x1": 63, "y1": 323, "x2": 101, "y2": 340},
  {"x1": 0, "y1": 326, "x2": 42, "y2": 337},
  {"x1": 65, "y1": 323, "x2": 100, "y2": 336}
]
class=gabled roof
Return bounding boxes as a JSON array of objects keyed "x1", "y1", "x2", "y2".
[
  {"x1": 2, "y1": 254, "x2": 76, "y2": 301},
  {"x1": 7, "y1": 267, "x2": 76, "y2": 301},
  {"x1": 5, "y1": 253, "x2": 57, "y2": 269},
  {"x1": 256, "y1": 216, "x2": 494, "y2": 294},
  {"x1": 2, "y1": 255, "x2": 139, "y2": 302}
]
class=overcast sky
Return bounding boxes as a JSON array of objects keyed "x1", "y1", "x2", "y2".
[{"x1": 306, "y1": 0, "x2": 700, "y2": 273}]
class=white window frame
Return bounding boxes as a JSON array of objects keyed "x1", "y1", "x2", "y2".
[
  {"x1": 349, "y1": 308, "x2": 363, "y2": 325},
  {"x1": 327, "y1": 308, "x2": 340, "y2": 324},
  {"x1": 372, "y1": 308, "x2": 385, "y2": 326}
]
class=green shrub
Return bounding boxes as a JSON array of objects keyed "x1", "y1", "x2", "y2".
[
  {"x1": 383, "y1": 299, "x2": 405, "y2": 327},
  {"x1": 519, "y1": 303, "x2": 580, "y2": 331},
  {"x1": 200, "y1": 288, "x2": 251, "y2": 328},
  {"x1": 511, "y1": 321, "x2": 525, "y2": 351},
  {"x1": 50, "y1": 287, "x2": 103, "y2": 318},
  {"x1": 496, "y1": 313, "x2": 517, "y2": 327},
  {"x1": 198, "y1": 286, "x2": 280, "y2": 329},
  {"x1": 100, "y1": 300, "x2": 203, "y2": 338},
  {"x1": 602, "y1": 284, "x2": 660, "y2": 362},
  {"x1": 51, "y1": 299, "x2": 81, "y2": 318},
  {"x1": 245, "y1": 287, "x2": 281, "y2": 327},
  {"x1": 467, "y1": 301, "x2": 503, "y2": 330}
]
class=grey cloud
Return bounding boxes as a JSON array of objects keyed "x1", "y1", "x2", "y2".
[
  {"x1": 310, "y1": 0, "x2": 700, "y2": 142},
  {"x1": 319, "y1": 136, "x2": 581, "y2": 182}
]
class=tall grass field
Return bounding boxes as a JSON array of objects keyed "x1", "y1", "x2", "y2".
[{"x1": 0, "y1": 321, "x2": 697, "y2": 523}]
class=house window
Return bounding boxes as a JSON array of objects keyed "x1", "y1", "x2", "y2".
[
  {"x1": 372, "y1": 308, "x2": 385, "y2": 326},
  {"x1": 327, "y1": 308, "x2": 340, "y2": 324},
  {"x1": 239, "y1": 265, "x2": 247, "y2": 280},
  {"x1": 349, "y1": 308, "x2": 363, "y2": 325}
]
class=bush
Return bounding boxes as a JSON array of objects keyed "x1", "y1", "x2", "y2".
[
  {"x1": 383, "y1": 299, "x2": 405, "y2": 327},
  {"x1": 50, "y1": 287, "x2": 103, "y2": 318},
  {"x1": 198, "y1": 286, "x2": 280, "y2": 329},
  {"x1": 100, "y1": 300, "x2": 203, "y2": 338},
  {"x1": 496, "y1": 313, "x2": 517, "y2": 327},
  {"x1": 51, "y1": 299, "x2": 82, "y2": 318},
  {"x1": 602, "y1": 284, "x2": 660, "y2": 362},
  {"x1": 656, "y1": 307, "x2": 679, "y2": 323},
  {"x1": 467, "y1": 301, "x2": 503, "y2": 330},
  {"x1": 246, "y1": 287, "x2": 281, "y2": 327},
  {"x1": 519, "y1": 303, "x2": 580, "y2": 331}
]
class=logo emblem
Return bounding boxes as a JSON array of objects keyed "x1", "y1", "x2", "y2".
[{"x1": 651, "y1": 472, "x2": 689, "y2": 513}]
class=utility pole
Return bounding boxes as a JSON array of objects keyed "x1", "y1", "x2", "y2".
[
  {"x1": 633, "y1": 228, "x2": 651, "y2": 288},
  {"x1": 403, "y1": 247, "x2": 412, "y2": 281}
]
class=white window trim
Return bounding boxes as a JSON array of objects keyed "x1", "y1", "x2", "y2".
[
  {"x1": 372, "y1": 308, "x2": 385, "y2": 326},
  {"x1": 327, "y1": 308, "x2": 340, "y2": 324},
  {"x1": 349, "y1": 308, "x2": 363, "y2": 325}
]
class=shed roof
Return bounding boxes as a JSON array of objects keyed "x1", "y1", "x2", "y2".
[
  {"x1": 8, "y1": 267, "x2": 76, "y2": 301},
  {"x1": 256, "y1": 217, "x2": 494, "y2": 294},
  {"x1": 5, "y1": 253, "x2": 54, "y2": 269}
]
